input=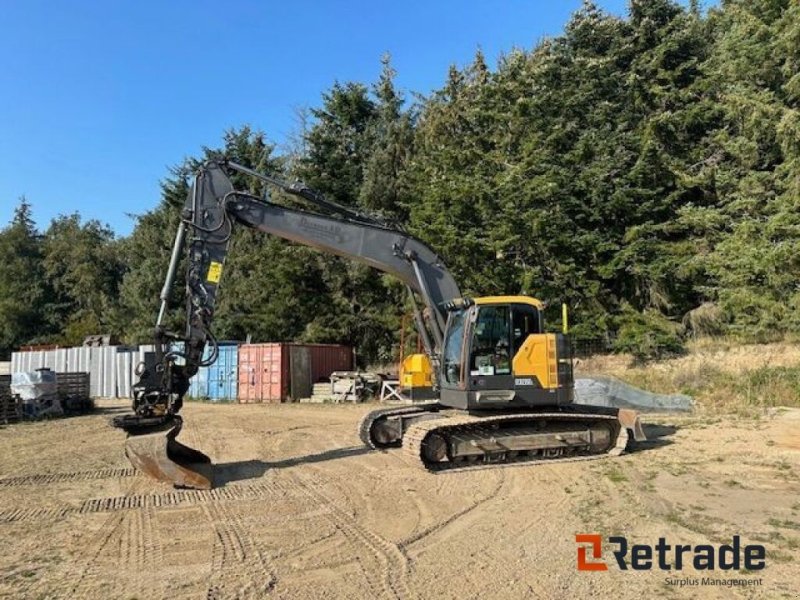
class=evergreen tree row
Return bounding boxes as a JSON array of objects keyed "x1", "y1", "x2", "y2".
[{"x1": 1, "y1": 0, "x2": 797, "y2": 362}]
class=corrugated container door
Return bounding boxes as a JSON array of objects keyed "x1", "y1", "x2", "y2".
[
  {"x1": 216, "y1": 344, "x2": 232, "y2": 401},
  {"x1": 232, "y1": 346, "x2": 240, "y2": 400},
  {"x1": 307, "y1": 344, "x2": 354, "y2": 383},
  {"x1": 289, "y1": 346, "x2": 312, "y2": 400},
  {"x1": 215, "y1": 345, "x2": 237, "y2": 401},
  {"x1": 237, "y1": 345, "x2": 261, "y2": 403},
  {"x1": 217, "y1": 346, "x2": 237, "y2": 402},
  {"x1": 261, "y1": 343, "x2": 285, "y2": 403},
  {"x1": 208, "y1": 346, "x2": 224, "y2": 401}
]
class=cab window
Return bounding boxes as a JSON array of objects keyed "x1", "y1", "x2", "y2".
[
  {"x1": 512, "y1": 304, "x2": 541, "y2": 355},
  {"x1": 470, "y1": 305, "x2": 511, "y2": 376},
  {"x1": 442, "y1": 309, "x2": 466, "y2": 385}
]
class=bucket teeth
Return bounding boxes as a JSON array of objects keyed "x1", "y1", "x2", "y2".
[{"x1": 124, "y1": 419, "x2": 213, "y2": 490}]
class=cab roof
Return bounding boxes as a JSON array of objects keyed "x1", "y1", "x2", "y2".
[{"x1": 474, "y1": 296, "x2": 544, "y2": 309}]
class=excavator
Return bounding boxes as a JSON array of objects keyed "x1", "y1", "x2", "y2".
[{"x1": 113, "y1": 160, "x2": 644, "y2": 489}]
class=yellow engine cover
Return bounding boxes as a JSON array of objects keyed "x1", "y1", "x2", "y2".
[
  {"x1": 401, "y1": 353, "x2": 433, "y2": 388},
  {"x1": 511, "y1": 333, "x2": 559, "y2": 389}
]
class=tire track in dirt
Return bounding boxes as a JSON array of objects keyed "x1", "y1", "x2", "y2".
[
  {"x1": 140, "y1": 506, "x2": 168, "y2": 599},
  {"x1": 110, "y1": 505, "x2": 161, "y2": 599},
  {"x1": 63, "y1": 478, "x2": 147, "y2": 599},
  {"x1": 0, "y1": 467, "x2": 136, "y2": 487},
  {"x1": 0, "y1": 480, "x2": 289, "y2": 523},
  {"x1": 399, "y1": 469, "x2": 507, "y2": 549},
  {"x1": 279, "y1": 472, "x2": 388, "y2": 600},
  {"x1": 119, "y1": 508, "x2": 142, "y2": 572},
  {"x1": 463, "y1": 465, "x2": 575, "y2": 600},
  {"x1": 0, "y1": 505, "x2": 74, "y2": 523},
  {"x1": 401, "y1": 466, "x2": 569, "y2": 600},
  {"x1": 238, "y1": 424, "x2": 316, "y2": 436},
  {"x1": 294, "y1": 472, "x2": 415, "y2": 600},
  {"x1": 204, "y1": 500, "x2": 278, "y2": 599}
]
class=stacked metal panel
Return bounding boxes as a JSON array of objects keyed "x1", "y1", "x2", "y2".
[
  {"x1": 116, "y1": 349, "x2": 136, "y2": 399},
  {"x1": 89, "y1": 347, "x2": 118, "y2": 398},
  {"x1": 11, "y1": 345, "x2": 158, "y2": 399}
]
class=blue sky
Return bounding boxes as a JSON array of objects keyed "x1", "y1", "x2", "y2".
[{"x1": 2, "y1": 0, "x2": 696, "y2": 236}]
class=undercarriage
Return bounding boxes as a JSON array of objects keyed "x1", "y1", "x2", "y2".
[{"x1": 359, "y1": 404, "x2": 645, "y2": 472}]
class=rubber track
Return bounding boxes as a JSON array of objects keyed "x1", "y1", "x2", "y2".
[
  {"x1": 0, "y1": 480, "x2": 290, "y2": 524},
  {"x1": 0, "y1": 467, "x2": 136, "y2": 487},
  {"x1": 403, "y1": 412, "x2": 629, "y2": 473},
  {"x1": 358, "y1": 403, "x2": 439, "y2": 449}
]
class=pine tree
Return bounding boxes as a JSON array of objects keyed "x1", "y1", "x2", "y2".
[
  {"x1": 359, "y1": 53, "x2": 415, "y2": 218},
  {"x1": 0, "y1": 200, "x2": 49, "y2": 356},
  {"x1": 42, "y1": 214, "x2": 122, "y2": 344}
]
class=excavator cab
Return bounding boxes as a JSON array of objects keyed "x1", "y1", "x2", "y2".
[{"x1": 438, "y1": 296, "x2": 573, "y2": 411}]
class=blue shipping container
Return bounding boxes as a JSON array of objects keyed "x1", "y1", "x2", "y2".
[{"x1": 189, "y1": 343, "x2": 238, "y2": 402}]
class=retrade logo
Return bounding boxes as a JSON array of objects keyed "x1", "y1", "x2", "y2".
[
  {"x1": 575, "y1": 534, "x2": 608, "y2": 571},
  {"x1": 575, "y1": 534, "x2": 766, "y2": 572}
]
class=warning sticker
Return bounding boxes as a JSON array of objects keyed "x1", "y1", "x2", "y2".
[{"x1": 207, "y1": 261, "x2": 223, "y2": 283}]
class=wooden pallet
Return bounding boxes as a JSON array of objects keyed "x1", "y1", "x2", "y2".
[
  {"x1": 0, "y1": 375, "x2": 21, "y2": 423},
  {"x1": 56, "y1": 372, "x2": 92, "y2": 413}
]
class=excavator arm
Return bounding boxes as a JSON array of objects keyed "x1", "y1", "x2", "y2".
[{"x1": 113, "y1": 160, "x2": 461, "y2": 488}]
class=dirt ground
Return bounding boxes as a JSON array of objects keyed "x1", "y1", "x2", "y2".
[{"x1": 0, "y1": 400, "x2": 798, "y2": 599}]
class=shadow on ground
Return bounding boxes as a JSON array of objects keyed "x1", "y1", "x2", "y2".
[
  {"x1": 214, "y1": 446, "x2": 371, "y2": 486},
  {"x1": 93, "y1": 405, "x2": 131, "y2": 416}
]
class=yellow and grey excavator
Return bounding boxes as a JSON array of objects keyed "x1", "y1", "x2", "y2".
[{"x1": 113, "y1": 160, "x2": 644, "y2": 489}]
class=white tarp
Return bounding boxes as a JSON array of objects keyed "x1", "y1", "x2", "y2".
[
  {"x1": 11, "y1": 370, "x2": 57, "y2": 400},
  {"x1": 11, "y1": 370, "x2": 63, "y2": 418},
  {"x1": 574, "y1": 376, "x2": 693, "y2": 413}
]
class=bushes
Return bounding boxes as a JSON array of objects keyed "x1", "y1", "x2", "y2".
[{"x1": 612, "y1": 305, "x2": 685, "y2": 362}]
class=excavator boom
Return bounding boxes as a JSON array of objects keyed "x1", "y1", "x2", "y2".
[{"x1": 113, "y1": 160, "x2": 461, "y2": 487}]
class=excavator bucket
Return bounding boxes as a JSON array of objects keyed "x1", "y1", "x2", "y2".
[
  {"x1": 616, "y1": 408, "x2": 647, "y2": 442},
  {"x1": 124, "y1": 420, "x2": 213, "y2": 490}
]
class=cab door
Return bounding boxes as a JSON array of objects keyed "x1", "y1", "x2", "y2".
[{"x1": 465, "y1": 304, "x2": 514, "y2": 392}]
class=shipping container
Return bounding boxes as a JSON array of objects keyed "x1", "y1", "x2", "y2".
[
  {"x1": 237, "y1": 343, "x2": 353, "y2": 403},
  {"x1": 188, "y1": 343, "x2": 238, "y2": 401}
]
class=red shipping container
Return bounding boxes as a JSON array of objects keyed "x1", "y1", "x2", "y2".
[{"x1": 237, "y1": 343, "x2": 353, "y2": 403}]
